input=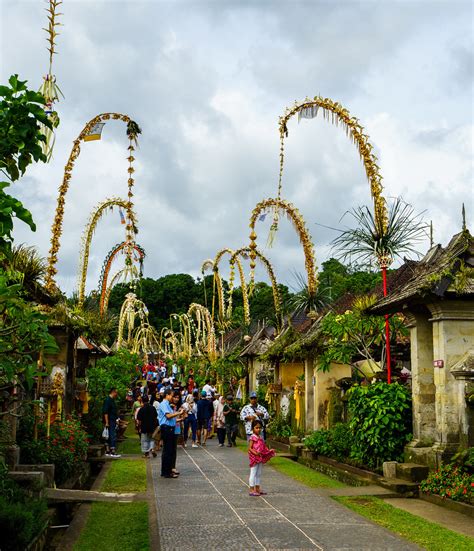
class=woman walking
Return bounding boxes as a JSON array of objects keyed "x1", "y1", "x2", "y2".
[
  {"x1": 248, "y1": 420, "x2": 275, "y2": 496},
  {"x1": 182, "y1": 394, "x2": 198, "y2": 448},
  {"x1": 171, "y1": 390, "x2": 185, "y2": 475},
  {"x1": 214, "y1": 396, "x2": 226, "y2": 447}
]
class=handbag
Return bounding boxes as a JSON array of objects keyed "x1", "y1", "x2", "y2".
[{"x1": 101, "y1": 426, "x2": 109, "y2": 439}]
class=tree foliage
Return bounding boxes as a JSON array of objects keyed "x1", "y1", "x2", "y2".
[
  {"x1": 0, "y1": 75, "x2": 51, "y2": 253},
  {"x1": 347, "y1": 382, "x2": 412, "y2": 468},
  {"x1": 0, "y1": 75, "x2": 57, "y2": 396},
  {"x1": 318, "y1": 297, "x2": 407, "y2": 372},
  {"x1": 108, "y1": 274, "x2": 292, "y2": 332}
]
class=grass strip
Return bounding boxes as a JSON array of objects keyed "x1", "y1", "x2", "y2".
[
  {"x1": 73, "y1": 502, "x2": 149, "y2": 551},
  {"x1": 118, "y1": 418, "x2": 142, "y2": 455},
  {"x1": 334, "y1": 496, "x2": 474, "y2": 551},
  {"x1": 270, "y1": 456, "x2": 345, "y2": 489},
  {"x1": 235, "y1": 438, "x2": 344, "y2": 489},
  {"x1": 101, "y1": 458, "x2": 147, "y2": 493}
]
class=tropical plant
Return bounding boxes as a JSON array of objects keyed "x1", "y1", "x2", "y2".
[
  {"x1": 0, "y1": 75, "x2": 51, "y2": 255},
  {"x1": 266, "y1": 411, "x2": 292, "y2": 438},
  {"x1": 332, "y1": 197, "x2": 428, "y2": 267},
  {"x1": 318, "y1": 300, "x2": 408, "y2": 373},
  {"x1": 304, "y1": 423, "x2": 353, "y2": 462},
  {"x1": 420, "y1": 463, "x2": 473, "y2": 504},
  {"x1": 0, "y1": 461, "x2": 48, "y2": 551},
  {"x1": 19, "y1": 415, "x2": 89, "y2": 485},
  {"x1": 347, "y1": 382, "x2": 412, "y2": 468},
  {"x1": 2, "y1": 244, "x2": 52, "y2": 303},
  {"x1": 288, "y1": 271, "x2": 330, "y2": 315}
]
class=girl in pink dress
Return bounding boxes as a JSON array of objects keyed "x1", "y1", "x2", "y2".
[{"x1": 248, "y1": 420, "x2": 275, "y2": 496}]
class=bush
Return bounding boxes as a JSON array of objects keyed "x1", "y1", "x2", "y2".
[
  {"x1": 420, "y1": 463, "x2": 474, "y2": 504},
  {"x1": 267, "y1": 412, "x2": 292, "y2": 438},
  {"x1": 19, "y1": 416, "x2": 89, "y2": 485},
  {"x1": 452, "y1": 447, "x2": 474, "y2": 474},
  {"x1": 304, "y1": 423, "x2": 353, "y2": 462},
  {"x1": 304, "y1": 429, "x2": 332, "y2": 456},
  {"x1": 0, "y1": 462, "x2": 48, "y2": 551},
  {"x1": 347, "y1": 382, "x2": 412, "y2": 469}
]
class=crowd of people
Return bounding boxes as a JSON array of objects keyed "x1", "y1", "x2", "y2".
[{"x1": 102, "y1": 360, "x2": 275, "y2": 493}]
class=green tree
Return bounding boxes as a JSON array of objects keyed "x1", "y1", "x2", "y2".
[
  {"x1": 0, "y1": 75, "x2": 51, "y2": 254},
  {"x1": 0, "y1": 75, "x2": 57, "y2": 397},
  {"x1": 318, "y1": 296, "x2": 408, "y2": 373}
]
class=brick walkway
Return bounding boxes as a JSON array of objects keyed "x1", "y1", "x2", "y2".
[{"x1": 151, "y1": 439, "x2": 418, "y2": 550}]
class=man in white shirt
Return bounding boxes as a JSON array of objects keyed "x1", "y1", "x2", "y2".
[{"x1": 240, "y1": 391, "x2": 269, "y2": 441}]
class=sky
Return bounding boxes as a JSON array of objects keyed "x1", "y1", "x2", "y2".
[{"x1": 1, "y1": 0, "x2": 473, "y2": 296}]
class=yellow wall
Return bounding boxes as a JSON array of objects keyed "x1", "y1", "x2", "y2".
[{"x1": 281, "y1": 362, "x2": 304, "y2": 390}]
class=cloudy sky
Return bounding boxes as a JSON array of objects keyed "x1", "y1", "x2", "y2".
[{"x1": 1, "y1": 0, "x2": 472, "y2": 296}]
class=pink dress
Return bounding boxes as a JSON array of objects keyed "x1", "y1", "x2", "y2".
[{"x1": 248, "y1": 435, "x2": 275, "y2": 467}]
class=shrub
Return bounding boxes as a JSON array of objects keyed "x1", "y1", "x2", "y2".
[
  {"x1": 420, "y1": 463, "x2": 474, "y2": 504},
  {"x1": 347, "y1": 382, "x2": 412, "y2": 469},
  {"x1": 20, "y1": 416, "x2": 89, "y2": 485},
  {"x1": 452, "y1": 447, "x2": 474, "y2": 474},
  {"x1": 304, "y1": 429, "x2": 332, "y2": 456},
  {"x1": 0, "y1": 462, "x2": 48, "y2": 551},
  {"x1": 304, "y1": 423, "x2": 353, "y2": 462},
  {"x1": 267, "y1": 412, "x2": 292, "y2": 438}
]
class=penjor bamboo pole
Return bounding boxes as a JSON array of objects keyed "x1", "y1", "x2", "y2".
[{"x1": 382, "y1": 266, "x2": 391, "y2": 384}]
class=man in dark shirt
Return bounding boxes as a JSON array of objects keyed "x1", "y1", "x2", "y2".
[
  {"x1": 102, "y1": 387, "x2": 120, "y2": 458},
  {"x1": 223, "y1": 395, "x2": 239, "y2": 447},
  {"x1": 196, "y1": 390, "x2": 213, "y2": 446},
  {"x1": 137, "y1": 395, "x2": 158, "y2": 458}
]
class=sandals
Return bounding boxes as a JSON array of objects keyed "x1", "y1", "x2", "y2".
[
  {"x1": 249, "y1": 492, "x2": 260, "y2": 497},
  {"x1": 259, "y1": 491, "x2": 267, "y2": 495}
]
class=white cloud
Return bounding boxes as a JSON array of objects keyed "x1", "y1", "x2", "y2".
[{"x1": 1, "y1": 0, "x2": 472, "y2": 297}]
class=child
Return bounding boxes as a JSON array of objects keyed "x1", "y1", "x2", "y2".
[{"x1": 248, "y1": 419, "x2": 275, "y2": 496}]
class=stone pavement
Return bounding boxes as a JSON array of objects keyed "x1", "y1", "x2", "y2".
[{"x1": 151, "y1": 440, "x2": 419, "y2": 550}]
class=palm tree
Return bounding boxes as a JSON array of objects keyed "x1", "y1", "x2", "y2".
[{"x1": 5, "y1": 244, "x2": 56, "y2": 304}]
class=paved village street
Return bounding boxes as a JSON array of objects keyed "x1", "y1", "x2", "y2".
[{"x1": 152, "y1": 439, "x2": 419, "y2": 551}]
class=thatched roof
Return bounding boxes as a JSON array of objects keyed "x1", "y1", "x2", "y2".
[{"x1": 369, "y1": 230, "x2": 474, "y2": 315}]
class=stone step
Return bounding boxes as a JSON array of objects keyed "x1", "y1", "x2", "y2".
[
  {"x1": 396, "y1": 462, "x2": 429, "y2": 482},
  {"x1": 45, "y1": 488, "x2": 145, "y2": 503},
  {"x1": 277, "y1": 452, "x2": 298, "y2": 460},
  {"x1": 378, "y1": 477, "x2": 419, "y2": 496}
]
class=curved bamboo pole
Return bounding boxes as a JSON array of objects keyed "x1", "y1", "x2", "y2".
[
  {"x1": 188, "y1": 303, "x2": 216, "y2": 360},
  {"x1": 98, "y1": 241, "x2": 145, "y2": 315},
  {"x1": 277, "y1": 96, "x2": 388, "y2": 234},
  {"x1": 202, "y1": 249, "x2": 251, "y2": 326},
  {"x1": 230, "y1": 247, "x2": 282, "y2": 330},
  {"x1": 249, "y1": 197, "x2": 318, "y2": 296},
  {"x1": 45, "y1": 113, "x2": 141, "y2": 291},
  {"x1": 76, "y1": 198, "x2": 137, "y2": 309},
  {"x1": 117, "y1": 292, "x2": 148, "y2": 349}
]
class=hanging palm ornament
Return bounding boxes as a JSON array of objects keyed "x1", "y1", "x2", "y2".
[
  {"x1": 39, "y1": 0, "x2": 64, "y2": 161},
  {"x1": 45, "y1": 114, "x2": 141, "y2": 292}
]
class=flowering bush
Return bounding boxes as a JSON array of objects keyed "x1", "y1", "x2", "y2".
[
  {"x1": 420, "y1": 463, "x2": 474, "y2": 504},
  {"x1": 20, "y1": 416, "x2": 89, "y2": 485}
]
